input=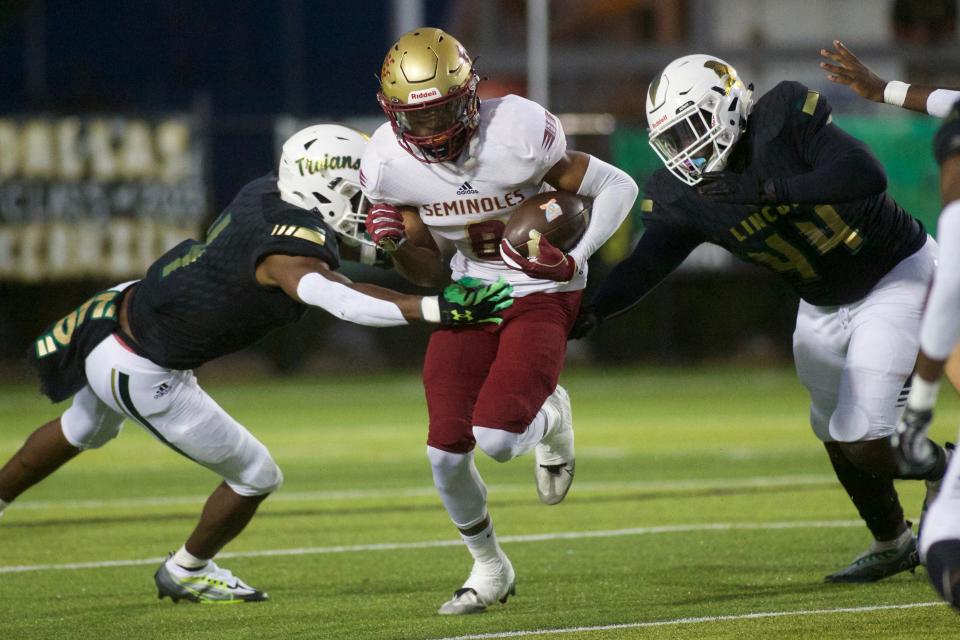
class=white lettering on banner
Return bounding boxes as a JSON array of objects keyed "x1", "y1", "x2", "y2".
[
  {"x1": 57, "y1": 118, "x2": 83, "y2": 181},
  {"x1": 0, "y1": 117, "x2": 193, "y2": 184},
  {"x1": 157, "y1": 120, "x2": 191, "y2": 182},
  {"x1": 0, "y1": 120, "x2": 16, "y2": 179},
  {"x1": 23, "y1": 120, "x2": 55, "y2": 179},
  {"x1": 0, "y1": 115, "x2": 206, "y2": 281},
  {"x1": 0, "y1": 221, "x2": 199, "y2": 282}
]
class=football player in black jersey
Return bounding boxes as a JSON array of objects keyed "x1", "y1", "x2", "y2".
[
  {"x1": 0, "y1": 124, "x2": 514, "y2": 603},
  {"x1": 819, "y1": 39, "x2": 960, "y2": 609},
  {"x1": 571, "y1": 54, "x2": 951, "y2": 583}
]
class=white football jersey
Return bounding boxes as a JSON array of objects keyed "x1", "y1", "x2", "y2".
[{"x1": 360, "y1": 95, "x2": 586, "y2": 296}]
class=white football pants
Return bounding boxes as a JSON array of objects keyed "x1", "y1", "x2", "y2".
[
  {"x1": 61, "y1": 334, "x2": 282, "y2": 496},
  {"x1": 793, "y1": 238, "x2": 937, "y2": 443}
]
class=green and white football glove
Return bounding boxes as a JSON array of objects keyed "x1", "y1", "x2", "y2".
[{"x1": 438, "y1": 277, "x2": 515, "y2": 325}]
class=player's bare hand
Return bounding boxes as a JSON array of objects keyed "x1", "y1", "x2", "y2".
[
  {"x1": 365, "y1": 203, "x2": 406, "y2": 252},
  {"x1": 819, "y1": 40, "x2": 885, "y2": 103}
]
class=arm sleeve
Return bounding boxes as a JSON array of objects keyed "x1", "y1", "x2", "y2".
[
  {"x1": 296, "y1": 272, "x2": 409, "y2": 327},
  {"x1": 919, "y1": 200, "x2": 960, "y2": 360},
  {"x1": 770, "y1": 88, "x2": 887, "y2": 204},
  {"x1": 928, "y1": 89, "x2": 960, "y2": 118},
  {"x1": 568, "y1": 156, "x2": 639, "y2": 266},
  {"x1": 590, "y1": 220, "x2": 702, "y2": 321}
]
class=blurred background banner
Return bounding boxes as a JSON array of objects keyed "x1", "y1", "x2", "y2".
[
  {"x1": 0, "y1": 113, "x2": 207, "y2": 282},
  {"x1": 0, "y1": 0, "x2": 956, "y2": 372}
]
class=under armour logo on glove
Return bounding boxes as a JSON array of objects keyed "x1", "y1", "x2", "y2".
[
  {"x1": 364, "y1": 203, "x2": 406, "y2": 252},
  {"x1": 499, "y1": 233, "x2": 576, "y2": 282},
  {"x1": 438, "y1": 277, "x2": 515, "y2": 326}
]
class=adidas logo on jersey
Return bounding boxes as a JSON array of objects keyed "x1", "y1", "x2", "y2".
[{"x1": 456, "y1": 182, "x2": 479, "y2": 195}]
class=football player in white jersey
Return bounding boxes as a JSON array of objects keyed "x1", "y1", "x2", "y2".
[
  {"x1": 0, "y1": 124, "x2": 514, "y2": 604},
  {"x1": 360, "y1": 28, "x2": 638, "y2": 615},
  {"x1": 820, "y1": 39, "x2": 960, "y2": 610}
]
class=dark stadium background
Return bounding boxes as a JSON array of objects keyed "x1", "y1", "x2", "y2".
[{"x1": 0, "y1": 0, "x2": 954, "y2": 376}]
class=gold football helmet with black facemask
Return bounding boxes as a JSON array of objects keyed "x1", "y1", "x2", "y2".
[{"x1": 377, "y1": 27, "x2": 481, "y2": 163}]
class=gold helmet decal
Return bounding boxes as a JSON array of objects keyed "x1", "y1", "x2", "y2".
[
  {"x1": 703, "y1": 59, "x2": 743, "y2": 94},
  {"x1": 648, "y1": 74, "x2": 663, "y2": 107},
  {"x1": 379, "y1": 28, "x2": 473, "y2": 106}
]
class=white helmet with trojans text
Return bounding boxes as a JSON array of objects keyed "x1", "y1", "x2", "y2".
[
  {"x1": 278, "y1": 124, "x2": 373, "y2": 247},
  {"x1": 646, "y1": 54, "x2": 752, "y2": 186}
]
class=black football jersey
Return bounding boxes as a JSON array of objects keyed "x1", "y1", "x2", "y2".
[
  {"x1": 127, "y1": 173, "x2": 340, "y2": 369},
  {"x1": 642, "y1": 81, "x2": 926, "y2": 306}
]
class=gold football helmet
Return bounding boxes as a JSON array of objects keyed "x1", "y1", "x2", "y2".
[{"x1": 377, "y1": 27, "x2": 481, "y2": 163}]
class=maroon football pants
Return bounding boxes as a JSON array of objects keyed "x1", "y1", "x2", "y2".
[{"x1": 422, "y1": 289, "x2": 582, "y2": 454}]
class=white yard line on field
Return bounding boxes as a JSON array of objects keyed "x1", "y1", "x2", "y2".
[
  {"x1": 0, "y1": 518, "x2": 865, "y2": 574},
  {"x1": 429, "y1": 602, "x2": 946, "y2": 640},
  {"x1": 10, "y1": 474, "x2": 836, "y2": 511}
]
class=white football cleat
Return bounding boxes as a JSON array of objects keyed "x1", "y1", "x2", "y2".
[
  {"x1": 534, "y1": 384, "x2": 575, "y2": 505},
  {"x1": 155, "y1": 555, "x2": 268, "y2": 603},
  {"x1": 437, "y1": 554, "x2": 516, "y2": 615}
]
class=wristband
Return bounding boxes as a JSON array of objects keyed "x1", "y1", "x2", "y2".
[
  {"x1": 420, "y1": 296, "x2": 441, "y2": 323},
  {"x1": 359, "y1": 243, "x2": 378, "y2": 266},
  {"x1": 883, "y1": 81, "x2": 910, "y2": 108},
  {"x1": 906, "y1": 375, "x2": 940, "y2": 412}
]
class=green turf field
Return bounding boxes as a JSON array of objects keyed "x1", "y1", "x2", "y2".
[{"x1": 1, "y1": 366, "x2": 958, "y2": 639}]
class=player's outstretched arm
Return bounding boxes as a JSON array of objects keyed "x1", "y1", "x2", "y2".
[
  {"x1": 256, "y1": 253, "x2": 512, "y2": 326},
  {"x1": 820, "y1": 40, "x2": 959, "y2": 117},
  {"x1": 365, "y1": 204, "x2": 448, "y2": 288},
  {"x1": 569, "y1": 221, "x2": 701, "y2": 339}
]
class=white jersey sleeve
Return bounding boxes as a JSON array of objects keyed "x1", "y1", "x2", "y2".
[
  {"x1": 920, "y1": 200, "x2": 960, "y2": 360},
  {"x1": 488, "y1": 95, "x2": 567, "y2": 184},
  {"x1": 359, "y1": 123, "x2": 409, "y2": 206}
]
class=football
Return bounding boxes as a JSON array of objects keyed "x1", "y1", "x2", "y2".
[{"x1": 502, "y1": 191, "x2": 592, "y2": 258}]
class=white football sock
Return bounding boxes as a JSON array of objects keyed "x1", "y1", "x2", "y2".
[
  {"x1": 461, "y1": 519, "x2": 504, "y2": 567},
  {"x1": 870, "y1": 526, "x2": 914, "y2": 553},
  {"x1": 171, "y1": 545, "x2": 210, "y2": 570},
  {"x1": 427, "y1": 447, "x2": 487, "y2": 525}
]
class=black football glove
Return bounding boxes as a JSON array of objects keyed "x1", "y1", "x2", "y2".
[
  {"x1": 934, "y1": 104, "x2": 960, "y2": 165},
  {"x1": 438, "y1": 277, "x2": 514, "y2": 326},
  {"x1": 697, "y1": 171, "x2": 778, "y2": 204},
  {"x1": 568, "y1": 306, "x2": 601, "y2": 340},
  {"x1": 891, "y1": 406, "x2": 936, "y2": 476}
]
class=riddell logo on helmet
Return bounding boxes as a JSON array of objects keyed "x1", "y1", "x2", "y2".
[
  {"x1": 652, "y1": 115, "x2": 669, "y2": 128},
  {"x1": 408, "y1": 88, "x2": 442, "y2": 103}
]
